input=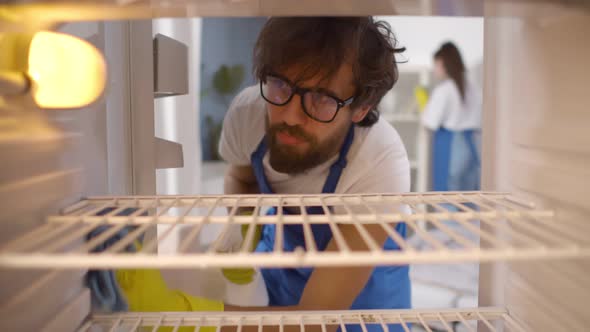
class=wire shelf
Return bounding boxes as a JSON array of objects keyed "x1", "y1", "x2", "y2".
[
  {"x1": 1, "y1": 192, "x2": 588, "y2": 269},
  {"x1": 79, "y1": 307, "x2": 526, "y2": 332}
]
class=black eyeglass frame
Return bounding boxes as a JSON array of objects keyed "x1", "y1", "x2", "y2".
[{"x1": 259, "y1": 74, "x2": 355, "y2": 123}]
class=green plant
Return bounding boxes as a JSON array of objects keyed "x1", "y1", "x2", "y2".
[
  {"x1": 212, "y1": 65, "x2": 245, "y2": 98},
  {"x1": 203, "y1": 64, "x2": 245, "y2": 161}
]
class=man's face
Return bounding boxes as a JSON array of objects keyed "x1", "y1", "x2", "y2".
[{"x1": 265, "y1": 63, "x2": 369, "y2": 174}]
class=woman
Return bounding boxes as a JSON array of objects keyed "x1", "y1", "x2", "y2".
[{"x1": 421, "y1": 42, "x2": 482, "y2": 191}]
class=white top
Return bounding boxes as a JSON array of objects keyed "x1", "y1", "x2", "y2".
[
  {"x1": 219, "y1": 85, "x2": 411, "y2": 195},
  {"x1": 421, "y1": 77, "x2": 482, "y2": 131}
]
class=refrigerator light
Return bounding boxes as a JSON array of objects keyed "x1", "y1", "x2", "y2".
[{"x1": 28, "y1": 31, "x2": 106, "y2": 109}]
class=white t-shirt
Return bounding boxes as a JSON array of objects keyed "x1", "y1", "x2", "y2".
[
  {"x1": 218, "y1": 85, "x2": 411, "y2": 195},
  {"x1": 421, "y1": 77, "x2": 482, "y2": 131}
]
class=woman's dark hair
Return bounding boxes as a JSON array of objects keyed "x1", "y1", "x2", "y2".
[
  {"x1": 253, "y1": 17, "x2": 405, "y2": 127},
  {"x1": 434, "y1": 42, "x2": 466, "y2": 101}
]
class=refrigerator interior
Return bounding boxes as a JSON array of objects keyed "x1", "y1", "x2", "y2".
[{"x1": 1, "y1": 1, "x2": 589, "y2": 331}]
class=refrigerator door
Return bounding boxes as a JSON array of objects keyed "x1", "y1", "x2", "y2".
[{"x1": 480, "y1": 2, "x2": 590, "y2": 331}]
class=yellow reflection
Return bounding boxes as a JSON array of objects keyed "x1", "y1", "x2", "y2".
[{"x1": 28, "y1": 31, "x2": 106, "y2": 109}]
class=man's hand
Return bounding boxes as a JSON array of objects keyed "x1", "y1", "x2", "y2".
[
  {"x1": 221, "y1": 164, "x2": 262, "y2": 285},
  {"x1": 116, "y1": 269, "x2": 223, "y2": 332},
  {"x1": 222, "y1": 222, "x2": 262, "y2": 285},
  {"x1": 116, "y1": 269, "x2": 222, "y2": 312}
]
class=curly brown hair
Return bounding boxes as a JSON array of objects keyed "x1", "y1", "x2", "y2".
[{"x1": 253, "y1": 17, "x2": 405, "y2": 127}]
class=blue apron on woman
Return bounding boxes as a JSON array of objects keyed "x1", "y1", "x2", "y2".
[
  {"x1": 251, "y1": 125, "x2": 411, "y2": 332},
  {"x1": 432, "y1": 127, "x2": 481, "y2": 191}
]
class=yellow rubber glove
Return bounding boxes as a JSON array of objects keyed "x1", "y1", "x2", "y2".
[
  {"x1": 116, "y1": 243, "x2": 222, "y2": 331},
  {"x1": 414, "y1": 86, "x2": 429, "y2": 112},
  {"x1": 116, "y1": 269, "x2": 223, "y2": 332},
  {"x1": 221, "y1": 215, "x2": 262, "y2": 285}
]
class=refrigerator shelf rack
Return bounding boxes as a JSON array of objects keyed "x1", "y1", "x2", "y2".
[
  {"x1": 1, "y1": 192, "x2": 588, "y2": 269},
  {"x1": 80, "y1": 307, "x2": 526, "y2": 332}
]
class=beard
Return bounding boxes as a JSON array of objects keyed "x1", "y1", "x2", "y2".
[{"x1": 266, "y1": 122, "x2": 349, "y2": 174}]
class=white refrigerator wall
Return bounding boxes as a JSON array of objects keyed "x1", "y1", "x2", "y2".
[
  {"x1": 153, "y1": 18, "x2": 203, "y2": 198},
  {"x1": 0, "y1": 21, "x2": 139, "y2": 331},
  {"x1": 150, "y1": 18, "x2": 229, "y2": 301},
  {"x1": 480, "y1": 2, "x2": 590, "y2": 331}
]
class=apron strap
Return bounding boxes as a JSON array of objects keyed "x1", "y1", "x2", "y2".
[{"x1": 321, "y1": 124, "x2": 355, "y2": 194}]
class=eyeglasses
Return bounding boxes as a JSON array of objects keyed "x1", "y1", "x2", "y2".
[{"x1": 260, "y1": 75, "x2": 355, "y2": 123}]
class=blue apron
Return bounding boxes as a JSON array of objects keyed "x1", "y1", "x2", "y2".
[
  {"x1": 433, "y1": 127, "x2": 481, "y2": 191},
  {"x1": 251, "y1": 125, "x2": 411, "y2": 332}
]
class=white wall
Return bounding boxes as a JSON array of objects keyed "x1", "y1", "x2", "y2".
[{"x1": 378, "y1": 16, "x2": 484, "y2": 72}]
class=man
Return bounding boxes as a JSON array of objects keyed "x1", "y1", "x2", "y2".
[
  {"x1": 219, "y1": 16, "x2": 410, "y2": 331},
  {"x1": 117, "y1": 17, "x2": 410, "y2": 332}
]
